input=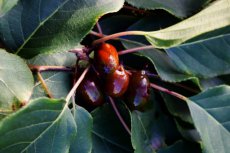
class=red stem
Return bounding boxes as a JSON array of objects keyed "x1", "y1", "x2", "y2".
[
  {"x1": 118, "y1": 45, "x2": 154, "y2": 55},
  {"x1": 150, "y1": 83, "x2": 188, "y2": 101},
  {"x1": 92, "y1": 31, "x2": 147, "y2": 45}
]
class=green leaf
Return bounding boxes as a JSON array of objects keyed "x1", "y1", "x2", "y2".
[
  {"x1": 0, "y1": 0, "x2": 124, "y2": 58},
  {"x1": 200, "y1": 75, "x2": 230, "y2": 90},
  {"x1": 120, "y1": 16, "x2": 200, "y2": 83},
  {"x1": 0, "y1": 98, "x2": 77, "y2": 153},
  {"x1": 161, "y1": 94, "x2": 193, "y2": 124},
  {"x1": 174, "y1": 119, "x2": 201, "y2": 142},
  {"x1": 0, "y1": 49, "x2": 33, "y2": 111},
  {"x1": 91, "y1": 103, "x2": 133, "y2": 153},
  {"x1": 166, "y1": 33, "x2": 230, "y2": 78},
  {"x1": 158, "y1": 140, "x2": 202, "y2": 153},
  {"x1": 32, "y1": 72, "x2": 73, "y2": 99},
  {"x1": 187, "y1": 85, "x2": 230, "y2": 153},
  {"x1": 28, "y1": 52, "x2": 76, "y2": 99},
  {"x1": 27, "y1": 51, "x2": 76, "y2": 66},
  {"x1": 125, "y1": 0, "x2": 210, "y2": 18},
  {"x1": 0, "y1": 0, "x2": 19, "y2": 16},
  {"x1": 70, "y1": 106, "x2": 93, "y2": 153},
  {"x1": 145, "y1": 0, "x2": 230, "y2": 48},
  {"x1": 131, "y1": 91, "x2": 181, "y2": 153}
]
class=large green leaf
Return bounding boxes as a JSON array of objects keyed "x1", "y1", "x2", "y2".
[
  {"x1": 0, "y1": 49, "x2": 33, "y2": 112},
  {"x1": 28, "y1": 52, "x2": 76, "y2": 99},
  {"x1": 32, "y1": 72, "x2": 73, "y2": 99},
  {"x1": 91, "y1": 103, "x2": 133, "y2": 153},
  {"x1": 70, "y1": 106, "x2": 93, "y2": 153},
  {"x1": 145, "y1": 0, "x2": 230, "y2": 48},
  {"x1": 0, "y1": 0, "x2": 124, "y2": 58},
  {"x1": 161, "y1": 94, "x2": 193, "y2": 124},
  {"x1": 125, "y1": 0, "x2": 210, "y2": 18},
  {"x1": 0, "y1": 98, "x2": 77, "y2": 153},
  {"x1": 187, "y1": 85, "x2": 230, "y2": 153},
  {"x1": 200, "y1": 75, "x2": 230, "y2": 90},
  {"x1": 122, "y1": 17, "x2": 230, "y2": 82},
  {"x1": 120, "y1": 16, "x2": 200, "y2": 83},
  {"x1": 166, "y1": 33, "x2": 230, "y2": 79},
  {"x1": 0, "y1": 0, "x2": 19, "y2": 16},
  {"x1": 27, "y1": 51, "x2": 76, "y2": 66}
]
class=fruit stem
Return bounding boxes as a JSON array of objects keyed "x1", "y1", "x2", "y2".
[
  {"x1": 146, "y1": 72, "x2": 199, "y2": 93},
  {"x1": 29, "y1": 65, "x2": 73, "y2": 72},
  {"x1": 89, "y1": 31, "x2": 104, "y2": 37},
  {"x1": 92, "y1": 31, "x2": 147, "y2": 45},
  {"x1": 108, "y1": 96, "x2": 131, "y2": 135},
  {"x1": 150, "y1": 83, "x2": 188, "y2": 101},
  {"x1": 37, "y1": 72, "x2": 54, "y2": 98},
  {"x1": 66, "y1": 66, "x2": 90, "y2": 103},
  {"x1": 96, "y1": 22, "x2": 103, "y2": 35},
  {"x1": 118, "y1": 45, "x2": 154, "y2": 55}
]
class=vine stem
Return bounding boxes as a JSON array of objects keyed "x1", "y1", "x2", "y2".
[
  {"x1": 108, "y1": 96, "x2": 131, "y2": 135},
  {"x1": 92, "y1": 31, "x2": 147, "y2": 45},
  {"x1": 89, "y1": 31, "x2": 104, "y2": 37},
  {"x1": 118, "y1": 45, "x2": 154, "y2": 55},
  {"x1": 150, "y1": 83, "x2": 188, "y2": 101},
  {"x1": 29, "y1": 65, "x2": 73, "y2": 72},
  {"x1": 37, "y1": 72, "x2": 54, "y2": 98},
  {"x1": 96, "y1": 22, "x2": 103, "y2": 35},
  {"x1": 146, "y1": 72, "x2": 199, "y2": 93},
  {"x1": 65, "y1": 66, "x2": 90, "y2": 103}
]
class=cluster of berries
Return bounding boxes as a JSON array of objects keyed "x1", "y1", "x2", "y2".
[{"x1": 76, "y1": 43, "x2": 150, "y2": 111}]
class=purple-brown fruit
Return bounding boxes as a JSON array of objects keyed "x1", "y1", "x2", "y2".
[
  {"x1": 104, "y1": 65, "x2": 129, "y2": 97},
  {"x1": 125, "y1": 70, "x2": 150, "y2": 110},
  {"x1": 77, "y1": 75, "x2": 104, "y2": 106}
]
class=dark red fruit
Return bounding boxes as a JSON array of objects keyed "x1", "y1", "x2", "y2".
[
  {"x1": 77, "y1": 75, "x2": 104, "y2": 106},
  {"x1": 94, "y1": 43, "x2": 119, "y2": 74},
  {"x1": 125, "y1": 70, "x2": 150, "y2": 111},
  {"x1": 104, "y1": 65, "x2": 129, "y2": 97}
]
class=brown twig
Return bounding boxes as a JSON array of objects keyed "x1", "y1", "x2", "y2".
[
  {"x1": 37, "y1": 72, "x2": 54, "y2": 98},
  {"x1": 29, "y1": 65, "x2": 73, "y2": 72}
]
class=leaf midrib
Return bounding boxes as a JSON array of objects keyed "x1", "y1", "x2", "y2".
[
  {"x1": 20, "y1": 105, "x2": 69, "y2": 152},
  {"x1": 15, "y1": 0, "x2": 70, "y2": 55}
]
